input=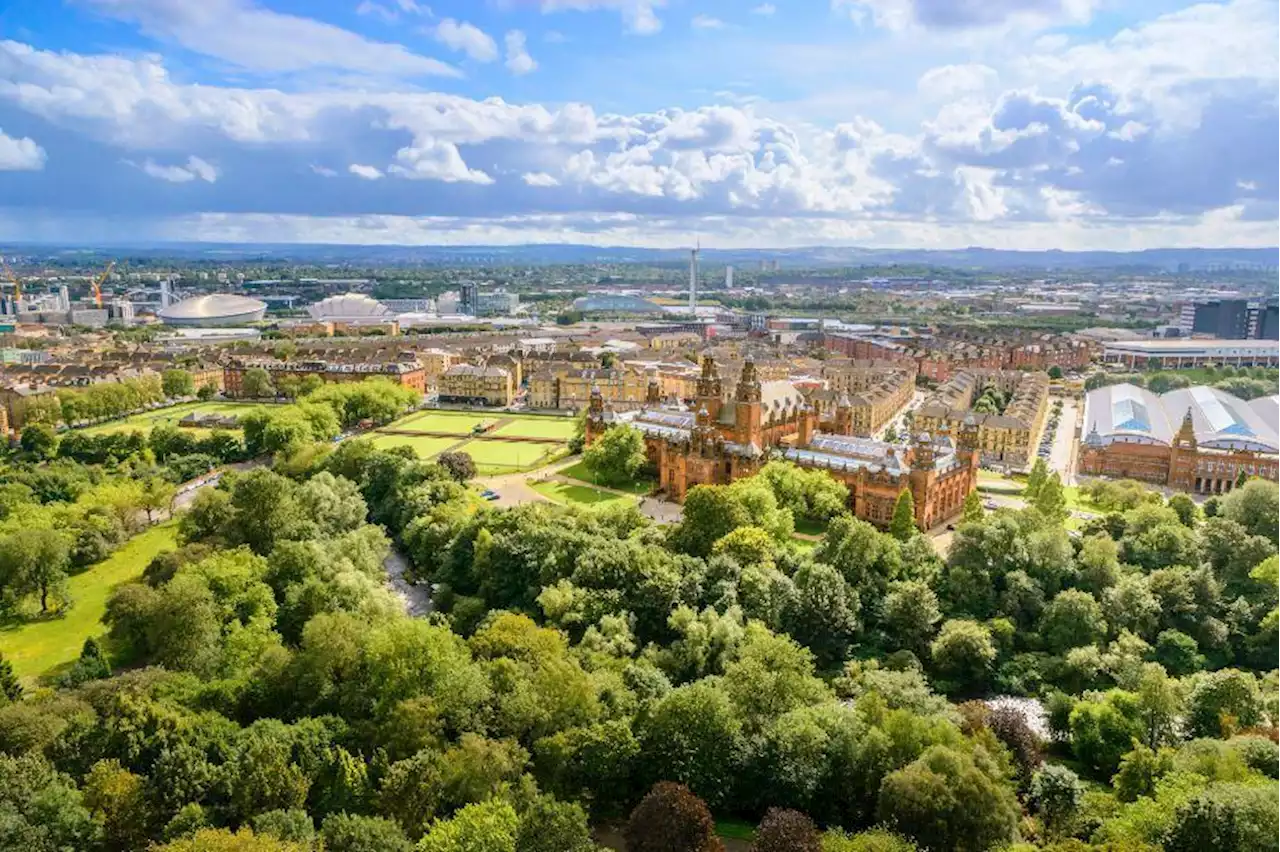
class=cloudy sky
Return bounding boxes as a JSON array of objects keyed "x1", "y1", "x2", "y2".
[{"x1": 0, "y1": 0, "x2": 1275, "y2": 248}]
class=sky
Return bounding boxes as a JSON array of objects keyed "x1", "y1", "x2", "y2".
[{"x1": 0, "y1": 0, "x2": 1276, "y2": 249}]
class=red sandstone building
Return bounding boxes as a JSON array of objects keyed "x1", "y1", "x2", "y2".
[
  {"x1": 585, "y1": 356, "x2": 978, "y2": 531},
  {"x1": 1079, "y1": 384, "x2": 1279, "y2": 494}
]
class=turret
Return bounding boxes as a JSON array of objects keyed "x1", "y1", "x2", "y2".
[
  {"x1": 695, "y1": 355, "x2": 722, "y2": 422},
  {"x1": 911, "y1": 431, "x2": 936, "y2": 471},
  {"x1": 646, "y1": 374, "x2": 661, "y2": 405},
  {"x1": 835, "y1": 391, "x2": 854, "y2": 436},
  {"x1": 584, "y1": 384, "x2": 606, "y2": 445},
  {"x1": 734, "y1": 358, "x2": 763, "y2": 448}
]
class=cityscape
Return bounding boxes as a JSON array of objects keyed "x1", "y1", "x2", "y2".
[{"x1": 0, "y1": 1, "x2": 1277, "y2": 851}]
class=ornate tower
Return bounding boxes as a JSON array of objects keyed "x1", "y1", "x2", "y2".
[
  {"x1": 646, "y1": 374, "x2": 661, "y2": 405},
  {"x1": 958, "y1": 413, "x2": 982, "y2": 469},
  {"x1": 835, "y1": 391, "x2": 854, "y2": 436},
  {"x1": 1169, "y1": 407, "x2": 1197, "y2": 491},
  {"x1": 584, "y1": 384, "x2": 606, "y2": 445},
  {"x1": 734, "y1": 358, "x2": 763, "y2": 447},
  {"x1": 696, "y1": 355, "x2": 722, "y2": 422},
  {"x1": 798, "y1": 402, "x2": 816, "y2": 446}
]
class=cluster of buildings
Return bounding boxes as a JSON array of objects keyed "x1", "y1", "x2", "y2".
[
  {"x1": 1177, "y1": 297, "x2": 1279, "y2": 340},
  {"x1": 586, "y1": 356, "x2": 978, "y2": 529},
  {"x1": 913, "y1": 370, "x2": 1051, "y2": 468},
  {"x1": 823, "y1": 327, "x2": 1093, "y2": 382},
  {"x1": 1081, "y1": 384, "x2": 1278, "y2": 494}
]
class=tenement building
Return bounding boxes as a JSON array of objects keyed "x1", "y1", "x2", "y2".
[
  {"x1": 913, "y1": 369, "x2": 1050, "y2": 468},
  {"x1": 437, "y1": 363, "x2": 515, "y2": 406},
  {"x1": 585, "y1": 355, "x2": 978, "y2": 530},
  {"x1": 1079, "y1": 384, "x2": 1278, "y2": 494},
  {"x1": 810, "y1": 359, "x2": 917, "y2": 436},
  {"x1": 528, "y1": 366, "x2": 650, "y2": 410}
]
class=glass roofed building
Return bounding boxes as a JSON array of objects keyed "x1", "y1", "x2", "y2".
[
  {"x1": 572, "y1": 294, "x2": 666, "y2": 314},
  {"x1": 1080, "y1": 383, "x2": 1279, "y2": 494}
]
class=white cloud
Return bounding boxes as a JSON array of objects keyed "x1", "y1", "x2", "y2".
[
  {"x1": 310, "y1": 164, "x2": 338, "y2": 177},
  {"x1": 387, "y1": 138, "x2": 493, "y2": 184},
  {"x1": 138, "y1": 155, "x2": 217, "y2": 183},
  {"x1": 832, "y1": 0, "x2": 1098, "y2": 31},
  {"x1": 691, "y1": 14, "x2": 725, "y2": 29},
  {"x1": 355, "y1": 0, "x2": 428, "y2": 21},
  {"x1": 541, "y1": 0, "x2": 665, "y2": 35},
  {"x1": 348, "y1": 163, "x2": 384, "y2": 179},
  {"x1": 0, "y1": 128, "x2": 45, "y2": 170},
  {"x1": 522, "y1": 171, "x2": 560, "y2": 187},
  {"x1": 79, "y1": 0, "x2": 458, "y2": 78},
  {"x1": 431, "y1": 18, "x2": 499, "y2": 62},
  {"x1": 504, "y1": 30, "x2": 537, "y2": 75},
  {"x1": 917, "y1": 64, "x2": 998, "y2": 98},
  {"x1": 752, "y1": 4, "x2": 776, "y2": 15}
]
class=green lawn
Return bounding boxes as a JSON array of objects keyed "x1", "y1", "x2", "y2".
[
  {"x1": 715, "y1": 820, "x2": 755, "y2": 841},
  {"x1": 369, "y1": 433, "x2": 465, "y2": 458},
  {"x1": 0, "y1": 522, "x2": 179, "y2": 680},
  {"x1": 560, "y1": 460, "x2": 654, "y2": 495},
  {"x1": 529, "y1": 479, "x2": 635, "y2": 507},
  {"x1": 793, "y1": 517, "x2": 828, "y2": 537},
  {"x1": 385, "y1": 410, "x2": 494, "y2": 433},
  {"x1": 455, "y1": 439, "x2": 564, "y2": 474},
  {"x1": 82, "y1": 401, "x2": 259, "y2": 436},
  {"x1": 493, "y1": 417, "x2": 575, "y2": 440}
]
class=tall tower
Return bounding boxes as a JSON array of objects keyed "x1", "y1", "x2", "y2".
[
  {"x1": 734, "y1": 358, "x2": 763, "y2": 448},
  {"x1": 689, "y1": 243, "x2": 699, "y2": 315},
  {"x1": 159, "y1": 279, "x2": 172, "y2": 309},
  {"x1": 695, "y1": 354, "x2": 722, "y2": 423},
  {"x1": 725, "y1": 265, "x2": 733, "y2": 289}
]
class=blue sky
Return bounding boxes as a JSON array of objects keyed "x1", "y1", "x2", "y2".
[{"x1": 0, "y1": 0, "x2": 1275, "y2": 248}]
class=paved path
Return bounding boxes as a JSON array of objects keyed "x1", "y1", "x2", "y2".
[{"x1": 1048, "y1": 396, "x2": 1081, "y2": 484}]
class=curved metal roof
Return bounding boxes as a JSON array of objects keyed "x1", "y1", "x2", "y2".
[
  {"x1": 307, "y1": 293, "x2": 392, "y2": 320},
  {"x1": 1084, "y1": 383, "x2": 1278, "y2": 453},
  {"x1": 158, "y1": 294, "x2": 267, "y2": 324}
]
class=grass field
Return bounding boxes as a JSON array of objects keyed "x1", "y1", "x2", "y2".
[
  {"x1": 455, "y1": 439, "x2": 564, "y2": 474},
  {"x1": 387, "y1": 410, "x2": 495, "y2": 433},
  {"x1": 370, "y1": 434, "x2": 466, "y2": 458},
  {"x1": 492, "y1": 417, "x2": 575, "y2": 440},
  {"x1": 0, "y1": 522, "x2": 179, "y2": 680},
  {"x1": 560, "y1": 460, "x2": 654, "y2": 494},
  {"x1": 529, "y1": 479, "x2": 635, "y2": 507},
  {"x1": 83, "y1": 401, "x2": 259, "y2": 436}
]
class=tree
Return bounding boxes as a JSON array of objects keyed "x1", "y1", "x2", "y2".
[
  {"x1": 1039, "y1": 590, "x2": 1105, "y2": 654},
  {"x1": 961, "y1": 491, "x2": 983, "y2": 524},
  {"x1": 242, "y1": 367, "x2": 276, "y2": 399},
  {"x1": 62, "y1": 636, "x2": 111, "y2": 687},
  {"x1": 83, "y1": 759, "x2": 152, "y2": 851},
  {"x1": 0, "y1": 754, "x2": 99, "y2": 851},
  {"x1": 437, "y1": 452, "x2": 477, "y2": 483},
  {"x1": 1153, "y1": 630, "x2": 1204, "y2": 676},
  {"x1": 251, "y1": 810, "x2": 315, "y2": 844},
  {"x1": 1134, "y1": 663, "x2": 1182, "y2": 749},
  {"x1": 784, "y1": 562, "x2": 860, "y2": 669},
  {"x1": 417, "y1": 799, "x2": 519, "y2": 852},
  {"x1": 929, "y1": 619, "x2": 996, "y2": 696},
  {"x1": 883, "y1": 580, "x2": 941, "y2": 658},
  {"x1": 139, "y1": 477, "x2": 177, "y2": 523},
  {"x1": 0, "y1": 527, "x2": 72, "y2": 612},
  {"x1": 0, "y1": 651, "x2": 22, "y2": 704},
  {"x1": 583, "y1": 424, "x2": 646, "y2": 487},
  {"x1": 1032, "y1": 472, "x2": 1068, "y2": 521},
  {"x1": 876, "y1": 746, "x2": 1019, "y2": 852},
  {"x1": 1047, "y1": 365, "x2": 1063, "y2": 380},
  {"x1": 20, "y1": 423, "x2": 59, "y2": 460},
  {"x1": 1185, "y1": 669, "x2": 1264, "y2": 738},
  {"x1": 751, "y1": 808, "x2": 820, "y2": 852},
  {"x1": 162, "y1": 369, "x2": 196, "y2": 398},
  {"x1": 889, "y1": 489, "x2": 916, "y2": 541},
  {"x1": 515, "y1": 795, "x2": 594, "y2": 852},
  {"x1": 637, "y1": 682, "x2": 745, "y2": 808},
  {"x1": 319, "y1": 814, "x2": 411, "y2": 852},
  {"x1": 197, "y1": 382, "x2": 218, "y2": 401},
  {"x1": 1112, "y1": 742, "x2": 1175, "y2": 802},
  {"x1": 154, "y1": 828, "x2": 309, "y2": 851},
  {"x1": 1167, "y1": 493, "x2": 1198, "y2": 527},
  {"x1": 1165, "y1": 782, "x2": 1279, "y2": 852},
  {"x1": 1220, "y1": 480, "x2": 1278, "y2": 543},
  {"x1": 1025, "y1": 458, "x2": 1049, "y2": 501},
  {"x1": 1068, "y1": 691, "x2": 1144, "y2": 777},
  {"x1": 1029, "y1": 765, "x2": 1082, "y2": 840},
  {"x1": 624, "y1": 782, "x2": 724, "y2": 852}
]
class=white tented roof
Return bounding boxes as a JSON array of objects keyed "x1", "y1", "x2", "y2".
[
  {"x1": 307, "y1": 293, "x2": 392, "y2": 320},
  {"x1": 1084, "y1": 383, "x2": 1279, "y2": 452}
]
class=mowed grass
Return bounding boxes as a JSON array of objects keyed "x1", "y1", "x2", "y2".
[
  {"x1": 385, "y1": 410, "x2": 495, "y2": 433},
  {"x1": 455, "y1": 439, "x2": 564, "y2": 474},
  {"x1": 82, "y1": 401, "x2": 259, "y2": 436},
  {"x1": 0, "y1": 522, "x2": 179, "y2": 680},
  {"x1": 369, "y1": 433, "x2": 465, "y2": 458},
  {"x1": 492, "y1": 417, "x2": 575, "y2": 440},
  {"x1": 560, "y1": 460, "x2": 654, "y2": 495},
  {"x1": 529, "y1": 479, "x2": 635, "y2": 507}
]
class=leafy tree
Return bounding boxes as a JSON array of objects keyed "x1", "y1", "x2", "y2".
[
  {"x1": 583, "y1": 424, "x2": 647, "y2": 487},
  {"x1": 821, "y1": 830, "x2": 918, "y2": 852},
  {"x1": 961, "y1": 491, "x2": 983, "y2": 524},
  {"x1": 929, "y1": 619, "x2": 996, "y2": 696},
  {"x1": 242, "y1": 367, "x2": 276, "y2": 399},
  {"x1": 0, "y1": 754, "x2": 99, "y2": 852},
  {"x1": 721, "y1": 624, "x2": 829, "y2": 729},
  {"x1": 1220, "y1": 479, "x2": 1279, "y2": 543},
  {"x1": 514, "y1": 795, "x2": 594, "y2": 852},
  {"x1": 784, "y1": 562, "x2": 860, "y2": 669},
  {"x1": 751, "y1": 808, "x2": 821, "y2": 852},
  {"x1": 1032, "y1": 472, "x2": 1068, "y2": 521},
  {"x1": 62, "y1": 636, "x2": 111, "y2": 687},
  {"x1": 876, "y1": 745, "x2": 1019, "y2": 852},
  {"x1": 1167, "y1": 493, "x2": 1198, "y2": 527},
  {"x1": 417, "y1": 799, "x2": 520, "y2": 852},
  {"x1": 637, "y1": 682, "x2": 745, "y2": 808},
  {"x1": 438, "y1": 451, "x2": 478, "y2": 483},
  {"x1": 162, "y1": 369, "x2": 197, "y2": 398},
  {"x1": 1112, "y1": 742, "x2": 1176, "y2": 802},
  {"x1": 985, "y1": 706, "x2": 1042, "y2": 786},
  {"x1": 1068, "y1": 690, "x2": 1144, "y2": 777},
  {"x1": 251, "y1": 810, "x2": 315, "y2": 844},
  {"x1": 319, "y1": 814, "x2": 411, "y2": 852},
  {"x1": 0, "y1": 652, "x2": 22, "y2": 704},
  {"x1": 154, "y1": 828, "x2": 309, "y2": 850},
  {"x1": 1039, "y1": 590, "x2": 1105, "y2": 654},
  {"x1": 883, "y1": 580, "x2": 941, "y2": 658},
  {"x1": 757, "y1": 461, "x2": 849, "y2": 524},
  {"x1": 1029, "y1": 764, "x2": 1083, "y2": 840},
  {"x1": 624, "y1": 782, "x2": 724, "y2": 852},
  {"x1": 1025, "y1": 458, "x2": 1049, "y2": 501},
  {"x1": 1134, "y1": 663, "x2": 1183, "y2": 749},
  {"x1": 1153, "y1": 630, "x2": 1204, "y2": 676},
  {"x1": 1047, "y1": 365, "x2": 1063, "y2": 379},
  {"x1": 0, "y1": 527, "x2": 72, "y2": 612},
  {"x1": 19, "y1": 423, "x2": 58, "y2": 460},
  {"x1": 1164, "y1": 782, "x2": 1279, "y2": 852},
  {"x1": 889, "y1": 489, "x2": 916, "y2": 541},
  {"x1": 81, "y1": 758, "x2": 152, "y2": 852},
  {"x1": 1185, "y1": 669, "x2": 1264, "y2": 738},
  {"x1": 197, "y1": 382, "x2": 218, "y2": 400}
]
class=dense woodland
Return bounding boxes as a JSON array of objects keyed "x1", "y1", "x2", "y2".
[{"x1": 1, "y1": 397, "x2": 1277, "y2": 850}]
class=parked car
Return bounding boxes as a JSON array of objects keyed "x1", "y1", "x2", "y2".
[{"x1": 480, "y1": 488, "x2": 500, "y2": 501}]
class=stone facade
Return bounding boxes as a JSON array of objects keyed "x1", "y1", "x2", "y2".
[
  {"x1": 913, "y1": 370, "x2": 1049, "y2": 468},
  {"x1": 585, "y1": 355, "x2": 978, "y2": 531},
  {"x1": 437, "y1": 363, "x2": 514, "y2": 406}
]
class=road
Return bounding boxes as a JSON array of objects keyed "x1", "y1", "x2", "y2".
[{"x1": 1046, "y1": 396, "x2": 1081, "y2": 484}]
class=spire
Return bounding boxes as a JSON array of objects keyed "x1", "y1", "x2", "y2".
[{"x1": 735, "y1": 357, "x2": 762, "y2": 403}]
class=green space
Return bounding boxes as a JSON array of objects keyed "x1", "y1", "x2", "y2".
[
  {"x1": 493, "y1": 416, "x2": 575, "y2": 440},
  {"x1": 0, "y1": 522, "x2": 179, "y2": 680},
  {"x1": 369, "y1": 433, "x2": 465, "y2": 459},
  {"x1": 82, "y1": 401, "x2": 259, "y2": 436},
  {"x1": 455, "y1": 439, "x2": 565, "y2": 474},
  {"x1": 977, "y1": 471, "x2": 1026, "y2": 495},
  {"x1": 384, "y1": 409, "x2": 494, "y2": 433},
  {"x1": 715, "y1": 819, "x2": 755, "y2": 841},
  {"x1": 529, "y1": 479, "x2": 635, "y2": 507},
  {"x1": 560, "y1": 459, "x2": 654, "y2": 494}
]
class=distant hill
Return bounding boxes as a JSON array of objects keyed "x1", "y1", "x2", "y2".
[{"x1": 9, "y1": 242, "x2": 1278, "y2": 271}]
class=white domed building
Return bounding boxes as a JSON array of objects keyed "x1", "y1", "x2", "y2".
[
  {"x1": 158, "y1": 294, "x2": 268, "y2": 327},
  {"x1": 307, "y1": 293, "x2": 393, "y2": 322}
]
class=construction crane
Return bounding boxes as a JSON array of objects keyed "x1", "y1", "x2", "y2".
[
  {"x1": 91, "y1": 261, "x2": 116, "y2": 308},
  {"x1": 0, "y1": 257, "x2": 21, "y2": 303}
]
